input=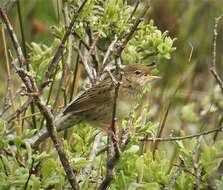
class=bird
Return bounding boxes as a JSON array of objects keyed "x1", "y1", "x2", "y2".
[{"x1": 28, "y1": 64, "x2": 160, "y2": 147}]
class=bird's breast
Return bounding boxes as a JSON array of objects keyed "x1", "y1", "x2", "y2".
[{"x1": 116, "y1": 89, "x2": 139, "y2": 119}]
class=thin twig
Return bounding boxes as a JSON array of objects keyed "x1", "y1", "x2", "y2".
[
  {"x1": 210, "y1": 15, "x2": 223, "y2": 92},
  {"x1": 73, "y1": 45, "x2": 95, "y2": 84},
  {"x1": 83, "y1": 133, "x2": 102, "y2": 176},
  {"x1": 191, "y1": 139, "x2": 202, "y2": 190},
  {"x1": 72, "y1": 31, "x2": 90, "y2": 50},
  {"x1": 1, "y1": 26, "x2": 15, "y2": 112},
  {"x1": 16, "y1": 1, "x2": 37, "y2": 128},
  {"x1": 152, "y1": 96, "x2": 172, "y2": 157},
  {"x1": 115, "y1": 4, "x2": 150, "y2": 58},
  {"x1": 139, "y1": 126, "x2": 223, "y2": 141},
  {"x1": 127, "y1": 0, "x2": 140, "y2": 21},
  {"x1": 81, "y1": 22, "x2": 101, "y2": 75},
  {"x1": 34, "y1": 97, "x2": 80, "y2": 190},
  {"x1": 100, "y1": 2, "x2": 150, "y2": 74},
  {"x1": 173, "y1": 163, "x2": 205, "y2": 183},
  {"x1": 24, "y1": 158, "x2": 35, "y2": 190},
  {"x1": 97, "y1": 59, "x2": 123, "y2": 190},
  {"x1": 69, "y1": 42, "x2": 81, "y2": 102},
  {"x1": 0, "y1": 0, "x2": 18, "y2": 12},
  {"x1": 6, "y1": 97, "x2": 33, "y2": 123},
  {"x1": 53, "y1": 63, "x2": 68, "y2": 113},
  {"x1": 86, "y1": 32, "x2": 100, "y2": 74},
  {"x1": 40, "y1": 0, "x2": 89, "y2": 90},
  {"x1": 0, "y1": 8, "x2": 26, "y2": 67},
  {"x1": 97, "y1": 131, "x2": 131, "y2": 190},
  {"x1": 101, "y1": 36, "x2": 118, "y2": 71},
  {"x1": 95, "y1": 146, "x2": 108, "y2": 156},
  {"x1": 53, "y1": 0, "x2": 72, "y2": 113},
  {"x1": 165, "y1": 156, "x2": 184, "y2": 190}
]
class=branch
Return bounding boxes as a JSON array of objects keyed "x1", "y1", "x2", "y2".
[
  {"x1": 97, "y1": 131, "x2": 131, "y2": 190},
  {"x1": 139, "y1": 126, "x2": 223, "y2": 141},
  {"x1": 34, "y1": 97, "x2": 80, "y2": 190},
  {"x1": 0, "y1": 8, "x2": 26, "y2": 67},
  {"x1": 83, "y1": 133, "x2": 102, "y2": 176},
  {"x1": 85, "y1": 32, "x2": 100, "y2": 74},
  {"x1": 40, "y1": 0, "x2": 89, "y2": 90},
  {"x1": 72, "y1": 31, "x2": 90, "y2": 50},
  {"x1": 165, "y1": 156, "x2": 184, "y2": 190},
  {"x1": 73, "y1": 45, "x2": 95, "y2": 84},
  {"x1": 53, "y1": 0, "x2": 72, "y2": 112},
  {"x1": 210, "y1": 15, "x2": 223, "y2": 92},
  {"x1": 24, "y1": 158, "x2": 35, "y2": 190},
  {"x1": 6, "y1": 97, "x2": 32, "y2": 123},
  {"x1": 100, "y1": 2, "x2": 150, "y2": 73},
  {"x1": 115, "y1": 4, "x2": 150, "y2": 58},
  {"x1": 127, "y1": 0, "x2": 140, "y2": 21},
  {"x1": 0, "y1": 0, "x2": 18, "y2": 12},
  {"x1": 0, "y1": 9, "x2": 80, "y2": 190},
  {"x1": 101, "y1": 36, "x2": 118, "y2": 71},
  {"x1": 1, "y1": 26, "x2": 16, "y2": 113},
  {"x1": 97, "y1": 59, "x2": 123, "y2": 190}
]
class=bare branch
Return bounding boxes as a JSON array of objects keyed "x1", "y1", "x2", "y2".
[
  {"x1": 127, "y1": 0, "x2": 140, "y2": 21},
  {"x1": 0, "y1": 8, "x2": 26, "y2": 67},
  {"x1": 34, "y1": 97, "x2": 80, "y2": 190},
  {"x1": 115, "y1": 4, "x2": 150, "y2": 58},
  {"x1": 101, "y1": 37, "x2": 118, "y2": 71},
  {"x1": 210, "y1": 15, "x2": 223, "y2": 92},
  {"x1": 40, "y1": 0, "x2": 89, "y2": 90},
  {"x1": 0, "y1": 0, "x2": 18, "y2": 12},
  {"x1": 165, "y1": 156, "x2": 184, "y2": 190},
  {"x1": 83, "y1": 133, "x2": 102, "y2": 176},
  {"x1": 73, "y1": 45, "x2": 95, "y2": 84},
  {"x1": 97, "y1": 59, "x2": 123, "y2": 190},
  {"x1": 97, "y1": 131, "x2": 131, "y2": 190},
  {"x1": 0, "y1": 9, "x2": 80, "y2": 190},
  {"x1": 139, "y1": 126, "x2": 223, "y2": 141},
  {"x1": 53, "y1": 0, "x2": 72, "y2": 112},
  {"x1": 6, "y1": 97, "x2": 32, "y2": 123},
  {"x1": 86, "y1": 32, "x2": 100, "y2": 73},
  {"x1": 72, "y1": 31, "x2": 90, "y2": 50}
]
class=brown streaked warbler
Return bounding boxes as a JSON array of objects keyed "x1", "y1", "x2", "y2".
[{"x1": 28, "y1": 64, "x2": 160, "y2": 147}]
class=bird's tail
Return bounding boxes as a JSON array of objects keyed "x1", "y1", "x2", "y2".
[{"x1": 27, "y1": 113, "x2": 81, "y2": 148}]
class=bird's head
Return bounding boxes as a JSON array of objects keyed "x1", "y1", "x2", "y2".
[{"x1": 123, "y1": 64, "x2": 160, "y2": 87}]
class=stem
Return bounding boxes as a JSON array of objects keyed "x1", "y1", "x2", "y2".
[
  {"x1": 69, "y1": 42, "x2": 81, "y2": 102},
  {"x1": 1, "y1": 26, "x2": 15, "y2": 111},
  {"x1": 16, "y1": 0, "x2": 37, "y2": 129},
  {"x1": 139, "y1": 126, "x2": 223, "y2": 141}
]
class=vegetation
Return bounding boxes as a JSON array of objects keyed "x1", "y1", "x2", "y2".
[{"x1": 0, "y1": 0, "x2": 223, "y2": 189}]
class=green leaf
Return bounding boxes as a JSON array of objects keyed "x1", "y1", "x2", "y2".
[{"x1": 41, "y1": 158, "x2": 57, "y2": 177}]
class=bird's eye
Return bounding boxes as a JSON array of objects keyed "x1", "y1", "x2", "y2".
[{"x1": 134, "y1": 70, "x2": 142, "y2": 75}]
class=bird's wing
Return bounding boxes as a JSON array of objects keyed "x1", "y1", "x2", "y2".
[{"x1": 63, "y1": 79, "x2": 114, "y2": 115}]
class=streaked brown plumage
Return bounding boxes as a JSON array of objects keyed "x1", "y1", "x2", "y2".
[{"x1": 28, "y1": 64, "x2": 159, "y2": 147}]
